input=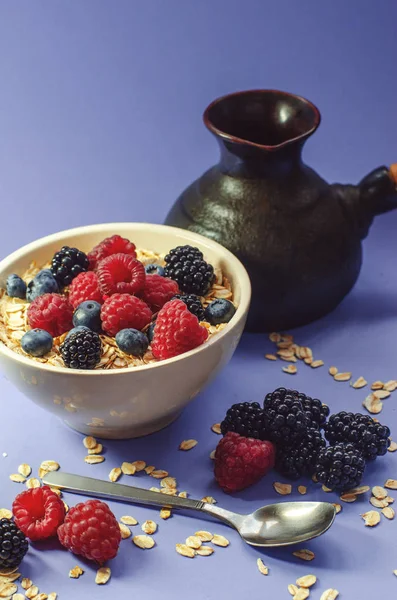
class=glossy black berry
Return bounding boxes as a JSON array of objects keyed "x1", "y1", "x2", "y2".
[
  {"x1": 314, "y1": 442, "x2": 366, "y2": 491},
  {"x1": 221, "y1": 402, "x2": 270, "y2": 440},
  {"x1": 262, "y1": 387, "x2": 309, "y2": 445},
  {"x1": 275, "y1": 428, "x2": 326, "y2": 479},
  {"x1": 60, "y1": 329, "x2": 102, "y2": 369},
  {"x1": 51, "y1": 246, "x2": 89, "y2": 287},
  {"x1": 172, "y1": 294, "x2": 205, "y2": 321},
  {"x1": 164, "y1": 245, "x2": 214, "y2": 296},
  {"x1": 324, "y1": 412, "x2": 391, "y2": 461},
  {"x1": 299, "y1": 394, "x2": 330, "y2": 429},
  {"x1": 0, "y1": 518, "x2": 28, "y2": 569}
]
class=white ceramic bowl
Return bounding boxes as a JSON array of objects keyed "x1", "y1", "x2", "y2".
[{"x1": 0, "y1": 223, "x2": 251, "y2": 439}]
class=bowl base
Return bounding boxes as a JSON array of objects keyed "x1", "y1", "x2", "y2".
[{"x1": 63, "y1": 410, "x2": 183, "y2": 440}]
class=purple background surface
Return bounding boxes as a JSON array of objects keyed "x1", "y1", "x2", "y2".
[{"x1": 0, "y1": 1, "x2": 397, "y2": 598}]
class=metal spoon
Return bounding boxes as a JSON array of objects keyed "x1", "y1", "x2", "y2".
[{"x1": 43, "y1": 471, "x2": 336, "y2": 547}]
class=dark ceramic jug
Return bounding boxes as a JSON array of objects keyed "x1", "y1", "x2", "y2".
[{"x1": 165, "y1": 90, "x2": 397, "y2": 332}]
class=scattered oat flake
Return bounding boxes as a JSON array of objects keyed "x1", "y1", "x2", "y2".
[
  {"x1": 160, "y1": 508, "x2": 172, "y2": 519},
  {"x1": 211, "y1": 423, "x2": 221, "y2": 434},
  {"x1": 373, "y1": 389, "x2": 391, "y2": 399},
  {"x1": 382, "y1": 506, "x2": 395, "y2": 519},
  {"x1": 212, "y1": 534, "x2": 229, "y2": 547},
  {"x1": 178, "y1": 491, "x2": 188, "y2": 498},
  {"x1": 121, "y1": 462, "x2": 136, "y2": 475},
  {"x1": 83, "y1": 436, "x2": 97, "y2": 449},
  {"x1": 329, "y1": 366, "x2": 338, "y2": 376},
  {"x1": 292, "y1": 549, "x2": 315, "y2": 561},
  {"x1": 202, "y1": 496, "x2": 217, "y2": 504},
  {"x1": 322, "y1": 485, "x2": 332, "y2": 493},
  {"x1": 352, "y1": 376, "x2": 367, "y2": 389},
  {"x1": 256, "y1": 558, "x2": 268, "y2": 575},
  {"x1": 179, "y1": 439, "x2": 198, "y2": 451},
  {"x1": 186, "y1": 536, "x2": 202, "y2": 549},
  {"x1": 394, "y1": 570, "x2": 397, "y2": 577},
  {"x1": 334, "y1": 372, "x2": 351, "y2": 382},
  {"x1": 288, "y1": 584, "x2": 298, "y2": 596},
  {"x1": 84, "y1": 455, "x2": 105, "y2": 464},
  {"x1": 25, "y1": 585, "x2": 39, "y2": 598},
  {"x1": 48, "y1": 593, "x2": 58, "y2": 600},
  {"x1": 296, "y1": 574, "x2": 316, "y2": 588},
  {"x1": 269, "y1": 332, "x2": 281, "y2": 342},
  {"x1": 293, "y1": 589, "x2": 309, "y2": 600},
  {"x1": 0, "y1": 583, "x2": 18, "y2": 597},
  {"x1": 161, "y1": 477, "x2": 177, "y2": 489},
  {"x1": 175, "y1": 543, "x2": 195, "y2": 558},
  {"x1": 18, "y1": 464, "x2": 31, "y2": 477},
  {"x1": 283, "y1": 364, "x2": 297, "y2": 374},
  {"x1": 120, "y1": 515, "x2": 138, "y2": 526},
  {"x1": 340, "y1": 493, "x2": 357, "y2": 503},
  {"x1": 150, "y1": 469, "x2": 169, "y2": 479},
  {"x1": 133, "y1": 535, "x2": 155, "y2": 549},
  {"x1": 38, "y1": 467, "x2": 48, "y2": 479},
  {"x1": 35, "y1": 595, "x2": 48, "y2": 600},
  {"x1": 333, "y1": 503, "x2": 342, "y2": 514},
  {"x1": 195, "y1": 530, "x2": 213, "y2": 542},
  {"x1": 320, "y1": 589, "x2": 339, "y2": 600},
  {"x1": 131, "y1": 460, "x2": 146, "y2": 471},
  {"x1": 95, "y1": 567, "x2": 111, "y2": 585},
  {"x1": 265, "y1": 353, "x2": 278, "y2": 361},
  {"x1": 0, "y1": 509, "x2": 12, "y2": 519},
  {"x1": 88, "y1": 443, "x2": 103, "y2": 455},
  {"x1": 0, "y1": 571, "x2": 20, "y2": 582},
  {"x1": 150, "y1": 487, "x2": 160, "y2": 493},
  {"x1": 209, "y1": 450, "x2": 216, "y2": 460},
  {"x1": 26, "y1": 478, "x2": 41, "y2": 489},
  {"x1": 384, "y1": 380, "x2": 397, "y2": 392},
  {"x1": 119, "y1": 523, "x2": 131, "y2": 539},
  {"x1": 273, "y1": 482, "x2": 292, "y2": 495},
  {"x1": 142, "y1": 520, "x2": 157, "y2": 534},
  {"x1": 385, "y1": 479, "x2": 397, "y2": 490},
  {"x1": 298, "y1": 486, "x2": 307, "y2": 495},
  {"x1": 11, "y1": 594, "x2": 25, "y2": 600},
  {"x1": 40, "y1": 460, "x2": 60, "y2": 472},
  {"x1": 372, "y1": 486, "x2": 387, "y2": 499},
  {"x1": 363, "y1": 394, "x2": 383, "y2": 414},
  {"x1": 370, "y1": 496, "x2": 388, "y2": 508},
  {"x1": 196, "y1": 546, "x2": 214, "y2": 556},
  {"x1": 311, "y1": 360, "x2": 324, "y2": 368},
  {"x1": 361, "y1": 510, "x2": 381, "y2": 526},
  {"x1": 386, "y1": 496, "x2": 395, "y2": 504},
  {"x1": 21, "y1": 578, "x2": 32, "y2": 590},
  {"x1": 69, "y1": 566, "x2": 84, "y2": 578},
  {"x1": 388, "y1": 441, "x2": 397, "y2": 452},
  {"x1": 109, "y1": 467, "x2": 122, "y2": 482},
  {"x1": 371, "y1": 381, "x2": 384, "y2": 390},
  {"x1": 345, "y1": 485, "x2": 370, "y2": 495},
  {"x1": 9, "y1": 474, "x2": 26, "y2": 483},
  {"x1": 0, "y1": 567, "x2": 18, "y2": 576}
]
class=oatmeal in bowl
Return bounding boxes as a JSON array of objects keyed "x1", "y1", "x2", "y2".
[{"x1": 0, "y1": 223, "x2": 250, "y2": 438}]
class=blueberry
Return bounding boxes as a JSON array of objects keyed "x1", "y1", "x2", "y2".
[
  {"x1": 73, "y1": 301, "x2": 102, "y2": 332},
  {"x1": 66, "y1": 326, "x2": 91, "y2": 340},
  {"x1": 21, "y1": 329, "x2": 53, "y2": 357},
  {"x1": 145, "y1": 264, "x2": 165, "y2": 277},
  {"x1": 204, "y1": 298, "x2": 236, "y2": 325},
  {"x1": 115, "y1": 328, "x2": 149, "y2": 357},
  {"x1": 26, "y1": 269, "x2": 59, "y2": 302},
  {"x1": 146, "y1": 322, "x2": 156, "y2": 343},
  {"x1": 6, "y1": 274, "x2": 27, "y2": 299}
]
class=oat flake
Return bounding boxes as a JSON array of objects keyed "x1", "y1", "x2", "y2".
[
  {"x1": 351, "y1": 376, "x2": 367, "y2": 389},
  {"x1": 35, "y1": 594, "x2": 48, "y2": 600},
  {"x1": 196, "y1": 546, "x2": 214, "y2": 556},
  {"x1": 333, "y1": 503, "x2": 342, "y2": 514},
  {"x1": 119, "y1": 523, "x2": 131, "y2": 539},
  {"x1": 9, "y1": 474, "x2": 26, "y2": 483},
  {"x1": 298, "y1": 486, "x2": 307, "y2": 495},
  {"x1": 385, "y1": 479, "x2": 397, "y2": 490},
  {"x1": 256, "y1": 558, "x2": 268, "y2": 575},
  {"x1": 320, "y1": 589, "x2": 339, "y2": 600},
  {"x1": 160, "y1": 508, "x2": 172, "y2": 519},
  {"x1": 288, "y1": 584, "x2": 298, "y2": 596},
  {"x1": 186, "y1": 536, "x2": 202, "y2": 549},
  {"x1": 0, "y1": 571, "x2": 20, "y2": 582},
  {"x1": 322, "y1": 485, "x2": 332, "y2": 493},
  {"x1": 363, "y1": 394, "x2": 383, "y2": 414},
  {"x1": 334, "y1": 372, "x2": 351, "y2": 382},
  {"x1": 202, "y1": 496, "x2": 217, "y2": 504},
  {"x1": 0, "y1": 509, "x2": 12, "y2": 519},
  {"x1": 48, "y1": 593, "x2": 58, "y2": 600},
  {"x1": 21, "y1": 578, "x2": 32, "y2": 589},
  {"x1": 179, "y1": 439, "x2": 198, "y2": 451},
  {"x1": 83, "y1": 436, "x2": 97, "y2": 449},
  {"x1": 40, "y1": 460, "x2": 60, "y2": 472},
  {"x1": 311, "y1": 360, "x2": 324, "y2": 368},
  {"x1": 293, "y1": 589, "x2": 309, "y2": 600},
  {"x1": 150, "y1": 469, "x2": 169, "y2": 479},
  {"x1": 371, "y1": 381, "x2": 384, "y2": 390},
  {"x1": 26, "y1": 478, "x2": 41, "y2": 489},
  {"x1": 265, "y1": 353, "x2": 278, "y2": 361},
  {"x1": 175, "y1": 543, "x2": 195, "y2": 558},
  {"x1": 84, "y1": 455, "x2": 105, "y2": 464},
  {"x1": 209, "y1": 450, "x2": 216, "y2": 460},
  {"x1": 292, "y1": 549, "x2": 315, "y2": 561},
  {"x1": 133, "y1": 535, "x2": 155, "y2": 549},
  {"x1": 382, "y1": 506, "x2": 395, "y2": 519},
  {"x1": 212, "y1": 534, "x2": 229, "y2": 547},
  {"x1": 131, "y1": 460, "x2": 146, "y2": 471},
  {"x1": 88, "y1": 443, "x2": 103, "y2": 455},
  {"x1": 282, "y1": 364, "x2": 297, "y2": 374},
  {"x1": 273, "y1": 482, "x2": 292, "y2": 495},
  {"x1": 361, "y1": 510, "x2": 381, "y2": 526},
  {"x1": 296, "y1": 574, "x2": 316, "y2": 588},
  {"x1": 372, "y1": 485, "x2": 387, "y2": 499},
  {"x1": 95, "y1": 567, "x2": 111, "y2": 585},
  {"x1": 18, "y1": 464, "x2": 31, "y2": 477},
  {"x1": 344, "y1": 485, "x2": 370, "y2": 495},
  {"x1": 121, "y1": 462, "x2": 136, "y2": 475},
  {"x1": 388, "y1": 441, "x2": 397, "y2": 452},
  {"x1": 194, "y1": 531, "x2": 213, "y2": 542},
  {"x1": 109, "y1": 467, "x2": 122, "y2": 482},
  {"x1": 161, "y1": 477, "x2": 177, "y2": 489},
  {"x1": 0, "y1": 583, "x2": 18, "y2": 597},
  {"x1": 329, "y1": 366, "x2": 338, "y2": 376},
  {"x1": 25, "y1": 585, "x2": 40, "y2": 598},
  {"x1": 340, "y1": 493, "x2": 357, "y2": 503},
  {"x1": 120, "y1": 516, "x2": 138, "y2": 526},
  {"x1": 11, "y1": 594, "x2": 25, "y2": 600},
  {"x1": 144, "y1": 465, "x2": 155, "y2": 474},
  {"x1": 142, "y1": 520, "x2": 157, "y2": 535},
  {"x1": 369, "y1": 497, "x2": 388, "y2": 508},
  {"x1": 384, "y1": 380, "x2": 397, "y2": 392},
  {"x1": 69, "y1": 566, "x2": 84, "y2": 579},
  {"x1": 211, "y1": 423, "x2": 221, "y2": 434}
]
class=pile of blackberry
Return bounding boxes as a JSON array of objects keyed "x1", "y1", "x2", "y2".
[
  {"x1": 172, "y1": 294, "x2": 205, "y2": 321},
  {"x1": 164, "y1": 245, "x2": 214, "y2": 296},
  {"x1": 51, "y1": 246, "x2": 89, "y2": 287},
  {"x1": 220, "y1": 387, "x2": 392, "y2": 490}
]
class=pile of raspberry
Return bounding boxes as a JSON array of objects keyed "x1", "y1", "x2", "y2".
[
  {"x1": 214, "y1": 387, "x2": 391, "y2": 493},
  {"x1": 17, "y1": 235, "x2": 222, "y2": 369},
  {"x1": 1, "y1": 486, "x2": 122, "y2": 572}
]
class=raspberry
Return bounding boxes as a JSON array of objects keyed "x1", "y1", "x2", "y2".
[
  {"x1": 101, "y1": 293, "x2": 152, "y2": 337},
  {"x1": 97, "y1": 254, "x2": 146, "y2": 296},
  {"x1": 57, "y1": 499, "x2": 121, "y2": 563},
  {"x1": 151, "y1": 299, "x2": 208, "y2": 360},
  {"x1": 139, "y1": 274, "x2": 179, "y2": 312},
  {"x1": 88, "y1": 235, "x2": 136, "y2": 270},
  {"x1": 68, "y1": 271, "x2": 103, "y2": 308},
  {"x1": 12, "y1": 486, "x2": 65, "y2": 541},
  {"x1": 214, "y1": 432, "x2": 275, "y2": 493},
  {"x1": 27, "y1": 293, "x2": 74, "y2": 337}
]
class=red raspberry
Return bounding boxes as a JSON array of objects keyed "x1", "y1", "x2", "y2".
[
  {"x1": 57, "y1": 499, "x2": 121, "y2": 563},
  {"x1": 97, "y1": 253, "x2": 146, "y2": 296},
  {"x1": 87, "y1": 234, "x2": 136, "y2": 270},
  {"x1": 27, "y1": 293, "x2": 74, "y2": 337},
  {"x1": 68, "y1": 271, "x2": 103, "y2": 308},
  {"x1": 139, "y1": 274, "x2": 180, "y2": 312},
  {"x1": 12, "y1": 486, "x2": 65, "y2": 541},
  {"x1": 151, "y1": 299, "x2": 208, "y2": 360},
  {"x1": 101, "y1": 293, "x2": 152, "y2": 336},
  {"x1": 214, "y1": 432, "x2": 276, "y2": 493}
]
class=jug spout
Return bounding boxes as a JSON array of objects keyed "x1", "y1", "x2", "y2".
[{"x1": 333, "y1": 165, "x2": 397, "y2": 239}]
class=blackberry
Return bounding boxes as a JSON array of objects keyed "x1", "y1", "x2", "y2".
[
  {"x1": 275, "y1": 428, "x2": 326, "y2": 479},
  {"x1": 0, "y1": 518, "x2": 28, "y2": 569},
  {"x1": 299, "y1": 394, "x2": 330, "y2": 429},
  {"x1": 164, "y1": 245, "x2": 214, "y2": 296},
  {"x1": 324, "y1": 411, "x2": 390, "y2": 461},
  {"x1": 60, "y1": 329, "x2": 102, "y2": 369},
  {"x1": 220, "y1": 402, "x2": 269, "y2": 440},
  {"x1": 314, "y1": 443, "x2": 366, "y2": 491},
  {"x1": 51, "y1": 246, "x2": 89, "y2": 287},
  {"x1": 262, "y1": 388, "x2": 309, "y2": 445},
  {"x1": 172, "y1": 294, "x2": 205, "y2": 321}
]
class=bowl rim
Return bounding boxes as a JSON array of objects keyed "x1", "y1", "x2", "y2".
[{"x1": 0, "y1": 222, "x2": 251, "y2": 376}]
